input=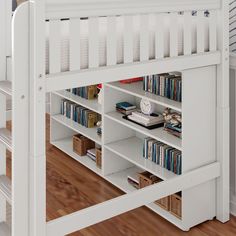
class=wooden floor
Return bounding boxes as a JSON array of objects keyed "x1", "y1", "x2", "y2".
[{"x1": 6, "y1": 117, "x2": 236, "y2": 236}]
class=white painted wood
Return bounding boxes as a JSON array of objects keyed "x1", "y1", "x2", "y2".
[
  {"x1": 46, "y1": 162, "x2": 220, "y2": 236},
  {"x1": 209, "y1": 10, "x2": 217, "y2": 52},
  {"x1": 29, "y1": 1, "x2": 47, "y2": 236},
  {"x1": 89, "y1": 17, "x2": 99, "y2": 68},
  {"x1": 46, "y1": 52, "x2": 221, "y2": 92},
  {"x1": 45, "y1": 0, "x2": 221, "y2": 19},
  {"x1": 140, "y1": 14, "x2": 149, "y2": 61},
  {"x1": 5, "y1": 0, "x2": 12, "y2": 57},
  {"x1": 0, "y1": 222, "x2": 11, "y2": 236},
  {"x1": 124, "y1": 15, "x2": 134, "y2": 63},
  {"x1": 70, "y1": 18, "x2": 81, "y2": 71},
  {"x1": 12, "y1": 2, "x2": 30, "y2": 235},
  {"x1": 170, "y1": 13, "x2": 178, "y2": 57},
  {"x1": 197, "y1": 11, "x2": 205, "y2": 53},
  {"x1": 0, "y1": 176, "x2": 12, "y2": 205},
  {"x1": 0, "y1": 93, "x2": 6, "y2": 225},
  {"x1": 216, "y1": 0, "x2": 230, "y2": 223},
  {"x1": 184, "y1": 12, "x2": 192, "y2": 55},
  {"x1": 107, "y1": 16, "x2": 117, "y2": 66},
  {"x1": 155, "y1": 14, "x2": 164, "y2": 59},
  {"x1": 0, "y1": 128, "x2": 12, "y2": 152},
  {"x1": 0, "y1": 81, "x2": 12, "y2": 97},
  {"x1": 0, "y1": 0, "x2": 6, "y2": 80},
  {"x1": 49, "y1": 19, "x2": 61, "y2": 73}
]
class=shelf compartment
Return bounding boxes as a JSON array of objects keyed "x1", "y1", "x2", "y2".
[
  {"x1": 0, "y1": 175, "x2": 11, "y2": 205},
  {"x1": 105, "y1": 167, "x2": 183, "y2": 228},
  {"x1": 105, "y1": 137, "x2": 177, "y2": 181},
  {"x1": 0, "y1": 222, "x2": 11, "y2": 236},
  {"x1": 106, "y1": 82, "x2": 181, "y2": 112},
  {"x1": 52, "y1": 137, "x2": 102, "y2": 176},
  {"x1": 53, "y1": 90, "x2": 102, "y2": 114},
  {"x1": 105, "y1": 111, "x2": 181, "y2": 151},
  {"x1": 52, "y1": 114, "x2": 101, "y2": 145}
]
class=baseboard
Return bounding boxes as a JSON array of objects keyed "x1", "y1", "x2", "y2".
[{"x1": 231, "y1": 192, "x2": 236, "y2": 216}]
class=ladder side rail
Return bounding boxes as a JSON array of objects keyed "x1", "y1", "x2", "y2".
[
  {"x1": 29, "y1": 1, "x2": 47, "y2": 236},
  {"x1": 216, "y1": 0, "x2": 230, "y2": 222},
  {"x1": 12, "y1": 3, "x2": 30, "y2": 236}
]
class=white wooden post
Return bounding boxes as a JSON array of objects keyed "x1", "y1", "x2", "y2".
[
  {"x1": 12, "y1": 3, "x2": 30, "y2": 235},
  {"x1": 216, "y1": 0, "x2": 230, "y2": 222},
  {"x1": 29, "y1": 1, "x2": 47, "y2": 235}
]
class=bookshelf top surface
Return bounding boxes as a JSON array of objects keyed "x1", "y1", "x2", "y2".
[{"x1": 106, "y1": 82, "x2": 181, "y2": 112}]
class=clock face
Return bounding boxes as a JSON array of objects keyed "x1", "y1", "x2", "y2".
[{"x1": 140, "y1": 99, "x2": 154, "y2": 115}]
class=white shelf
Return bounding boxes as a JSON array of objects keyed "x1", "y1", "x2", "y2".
[
  {"x1": 105, "y1": 111, "x2": 182, "y2": 151},
  {"x1": 52, "y1": 137, "x2": 102, "y2": 177},
  {"x1": 105, "y1": 167, "x2": 142, "y2": 193},
  {"x1": 53, "y1": 90, "x2": 102, "y2": 114},
  {"x1": 0, "y1": 128, "x2": 12, "y2": 152},
  {"x1": 106, "y1": 82, "x2": 181, "y2": 112},
  {"x1": 105, "y1": 137, "x2": 177, "y2": 181},
  {"x1": 52, "y1": 114, "x2": 102, "y2": 145},
  {"x1": 105, "y1": 167, "x2": 182, "y2": 228}
]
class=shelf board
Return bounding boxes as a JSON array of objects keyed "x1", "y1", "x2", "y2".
[
  {"x1": 106, "y1": 81, "x2": 181, "y2": 112},
  {"x1": 52, "y1": 114, "x2": 102, "y2": 145},
  {"x1": 0, "y1": 81, "x2": 12, "y2": 97},
  {"x1": 52, "y1": 137, "x2": 102, "y2": 177},
  {"x1": 105, "y1": 111, "x2": 182, "y2": 150},
  {"x1": 0, "y1": 128, "x2": 12, "y2": 152},
  {"x1": 105, "y1": 167, "x2": 183, "y2": 229},
  {"x1": 53, "y1": 90, "x2": 102, "y2": 114},
  {"x1": 0, "y1": 175, "x2": 12, "y2": 205},
  {"x1": 105, "y1": 137, "x2": 177, "y2": 181}
]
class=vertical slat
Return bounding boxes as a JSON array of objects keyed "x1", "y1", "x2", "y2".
[
  {"x1": 184, "y1": 12, "x2": 192, "y2": 55},
  {"x1": 107, "y1": 16, "x2": 117, "y2": 66},
  {"x1": 124, "y1": 15, "x2": 133, "y2": 63},
  {"x1": 155, "y1": 14, "x2": 164, "y2": 59},
  {"x1": 89, "y1": 17, "x2": 99, "y2": 68},
  {"x1": 170, "y1": 13, "x2": 178, "y2": 57},
  {"x1": 197, "y1": 11, "x2": 205, "y2": 53},
  {"x1": 0, "y1": 93, "x2": 6, "y2": 223},
  {"x1": 140, "y1": 14, "x2": 149, "y2": 61},
  {"x1": 49, "y1": 20, "x2": 61, "y2": 73},
  {"x1": 209, "y1": 11, "x2": 217, "y2": 52},
  {"x1": 70, "y1": 18, "x2": 81, "y2": 71}
]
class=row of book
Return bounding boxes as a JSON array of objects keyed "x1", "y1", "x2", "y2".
[
  {"x1": 143, "y1": 73, "x2": 182, "y2": 102},
  {"x1": 143, "y1": 138, "x2": 182, "y2": 175},
  {"x1": 66, "y1": 85, "x2": 98, "y2": 100},
  {"x1": 164, "y1": 123, "x2": 182, "y2": 138},
  {"x1": 61, "y1": 99, "x2": 100, "y2": 128}
]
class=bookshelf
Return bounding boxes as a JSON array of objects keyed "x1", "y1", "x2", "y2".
[{"x1": 50, "y1": 66, "x2": 217, "y2": 231}]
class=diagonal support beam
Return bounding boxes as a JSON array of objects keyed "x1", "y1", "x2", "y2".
[{"x1": 47, "y1": 162, "x2": 220, "y2": 236}]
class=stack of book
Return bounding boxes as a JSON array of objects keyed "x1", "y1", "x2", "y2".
[
  {"x1": 143, "y1": 138, "x2": 182, "y2": 175},
  {"x1": 116, "y1": 102, "x2": 137, "y2": 115},
  {"x1": 127, "y1": 111, "x2": 164, "y2": 128},
  {"x1": 164, "y1": 123, "x2": 182, "y2": 138},
  {"x1": 87, "y1": 148, "x2": 96, "y2": 162},
  {"x1": 143, "y1": 73, "x2": 182, "y2": 102},
  {"x1": 67, "y1": 85, "x2": 98, "y2": 100},
  {"x1": 61, "y1": 99, "x2": 99, "y2": 128}
]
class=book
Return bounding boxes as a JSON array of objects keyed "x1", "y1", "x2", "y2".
[{"x1": 116, "y1": 102, "x2": 137, "y2": 111}]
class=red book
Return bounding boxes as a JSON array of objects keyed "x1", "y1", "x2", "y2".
[{"x1": 120, "y1": 77, "x2": 143, "y2": 84}]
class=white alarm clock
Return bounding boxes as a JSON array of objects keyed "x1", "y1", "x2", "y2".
[{"x1": 140, "y1": 99, "x2": 155, "y2": 115}]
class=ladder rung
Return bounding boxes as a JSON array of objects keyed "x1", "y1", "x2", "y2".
[
  {"x1": 0, "y1": 81, "x2": 12, "y2": 97},
  {"x1": 0, "y1": 222, "x2": 11, "y2": 236},
  {"x1": 0, "y1": 175, "x2": 11, "y2": 205},
  {"x1": 0, "y1": 128, "x2": 12, "y2": 152}
]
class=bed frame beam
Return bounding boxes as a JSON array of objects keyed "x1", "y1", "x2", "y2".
[
  {"x1": 46, "y1": 52, "x2": 221, "y2": 92},
  {"x1": 45, "y1": 0, "x2": 221, "y2": 19}
]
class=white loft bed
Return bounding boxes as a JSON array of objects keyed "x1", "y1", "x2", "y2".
[{"x1": 0, "y1": 0, "x2": 230, "y2": 236}]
